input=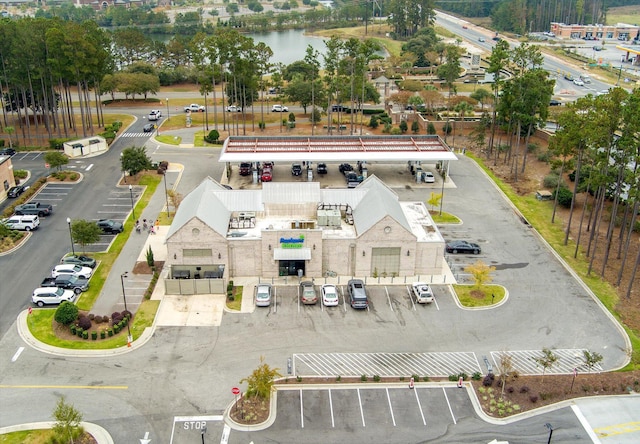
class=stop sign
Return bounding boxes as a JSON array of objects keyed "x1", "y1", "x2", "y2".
[{"x1": 232, "y1": 387, "x2": 240, "y2": 395}]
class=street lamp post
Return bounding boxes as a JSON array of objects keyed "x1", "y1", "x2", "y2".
[
  {"x1": 166, "y1": 98, "x2": 170, "y2": 121},
  {"x1": 129, "y1": 184, "x2": 136, "y2": 221},
  {"x1": 120, "y1": 272, "x2": 132, "y2": 347},
  {"x1": 120, "y1": 152, "x2": 126, "y2": 184},
  {"x1": 163, "y1": 170, "x2": 170, "y2": 218},
  {"x1": 66, "y1": 217, "x2": 75, "y2": 255}
]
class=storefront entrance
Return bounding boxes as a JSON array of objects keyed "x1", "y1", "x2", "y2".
[{"x1": 279, "y1": 260, "x2": 306, "y2": 276}]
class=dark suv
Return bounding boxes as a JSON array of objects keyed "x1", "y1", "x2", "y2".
[
  {"x1": 347, "y1": 279, "x2": 368, "y2": 309},
  {"x1": 291, "y1": 163, "x2": 302, "y2": 176},
  {"x1": 239, "y1": 162, "x2": 251, "y2": 176},
  {"x1": 317, "y1": 163, "x2": 328, "y2": 174},
  {"x1": 97, "y1": 219, "x2": 124, "y2": 234}
]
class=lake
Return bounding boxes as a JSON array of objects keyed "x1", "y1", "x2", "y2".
[{"x1": 245, "y1": 29, "x2": 328, "y2": 66}]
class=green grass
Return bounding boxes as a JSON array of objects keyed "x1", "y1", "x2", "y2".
[
  {"x1": 226, "y1": 286, "x2": 243, "y2": 311},
  {"x1": 453, "y1": 284, "x2": 505, "y2": 307},
  {"x1": 0, "y1": 429, "x2": 54, "y2": 443},
  {"x1": 466, "y1": 151, "x2": 640, "y2": 369},
  {"x1": 430, "y1": 211, "x2": 461, "y2": 224},
  {"x1": 27, "y1": 299, "x2": 159, "y2": 349},
  {"x1": 156, "y1": 134, "x2": 182, "y2": 145}
]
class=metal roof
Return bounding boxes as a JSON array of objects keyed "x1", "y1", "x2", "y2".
[{"x1": 219, "y1": 135, "x2": 458, "y2": 163}]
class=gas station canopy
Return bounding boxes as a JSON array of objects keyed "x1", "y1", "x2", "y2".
[{"x1": 219, "y1": 135, "x2": 458, "y2": 163}]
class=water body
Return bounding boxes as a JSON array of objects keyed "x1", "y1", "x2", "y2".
[{"x1": 245, "y1": 29, "x2": 328, "y2": 66}]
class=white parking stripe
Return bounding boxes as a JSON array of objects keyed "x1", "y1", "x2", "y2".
[
  {"x1": 414, "y1": 387, "x2": 427, "y2": 426},
  {"x1": 406, "y1": 285, "x2": 416, "y2": 310},
  {"x1": 443, "y1": 387, "x2": 456, "y2": 425},
  {"x1": 386, "y1": 388, "x2": 396, "y2": 426},
  {"x1": 384, "y1": 286, "x2": 393, "y2": 311},
  {"x1": 357, "y1": 388, "x2": 366, "y2": 427},
  {"x1": 328, "y1": 389, "x2": 335, "y2": 428},
  {"x1": 299, "y1": 389, "x2": 304, "y2": 428},
  {"x1": 220, "y1": 424, "x2": 230, "y2": 444}
]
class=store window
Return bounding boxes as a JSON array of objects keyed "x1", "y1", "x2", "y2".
[
  {"x1": 371, "y1": 247, "x2": 401, "y2": 276},
  {"x1": 183, "y1": 248, "x2": 212, "y2": 257}
]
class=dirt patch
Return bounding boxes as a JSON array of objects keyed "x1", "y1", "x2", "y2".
[
  {"x1": 229, "y1": 395, "x2": 270, "y2": 425},
  {"x1": 132, "y1": 261, "x2": 164, "y2": 275}
]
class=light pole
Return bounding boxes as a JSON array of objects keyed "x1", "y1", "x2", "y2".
[
  {"x1": 166, "y1": 98, "x2": 170, "y2": 121},
  {"x1": 545, "y1": 423, "x2": 554, "y2": 444},
  {"x1": 163, "y1": 169, "x2": 170, "y2": 218},
  {"x1": 201, "y1": 426, "x2": 207, "y2": 444},
  {"x1": 129, "y1": 184, "x2": 135, "y2": 221},
  {"x1": 120, "y1": 272, "x2": 132, "y2": 347},
  {"x1": 120, "y1": 152, "x2": 126, "y2": 184},
  {"x1": 66, "y1": 217, "x2": 75, "y2": 255}
]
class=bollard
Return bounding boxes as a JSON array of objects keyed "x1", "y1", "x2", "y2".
[{"x1": 409, "y1": 377, "x2": 415, "y2": 389}]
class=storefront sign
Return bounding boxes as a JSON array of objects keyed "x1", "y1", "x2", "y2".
[{"x1": 280, "y1": 235, "x2": 304, "y2": 249}]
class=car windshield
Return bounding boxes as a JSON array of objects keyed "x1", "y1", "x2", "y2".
[
  {"x1": 72, "y1": 265, "x2": 82, "y2": 271},
  {"x1": 303, "y1": 287, "x2": 315, "y2": 298},
  {"x1": 257, "y1": 286, "x2": 269, "y2": 299},
  {"x1": 55, "y1": 288, "x2": 65, "y2": 296},
  {"x1": 324, "y1": 287, "x2": 337, "y2": 299},
  {"x1": 68, "y1": 275, "x2": 79, "y2": 284}
]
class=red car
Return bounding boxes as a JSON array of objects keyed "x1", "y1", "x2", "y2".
[{"x1": 261, "y1": 167, "x2": 272, "y2": 182}]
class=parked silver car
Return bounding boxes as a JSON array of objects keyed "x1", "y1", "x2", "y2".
[{"x1": 256, "y1": 283, "x2": 272, "y2": 307}]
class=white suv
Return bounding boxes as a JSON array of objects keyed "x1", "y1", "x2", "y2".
[
  {"x1": 32, "y1": 287, "x2": 76, "y2": 307},
  {"x1": 271, "y1": 104, "x2": 288, "y2": 112},
  {"x1": 148, "y1": 109, "x2": 162, "y2": 121},
  {"x1": 51, "y1": 264, "x2": 93, "y2": 279}
]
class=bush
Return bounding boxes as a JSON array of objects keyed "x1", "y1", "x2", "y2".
[
  {"x1": 88, "y1": 313, "x2": 95, "y2": 321},
  {"x1": 390, "y1": 127, "x2": 402, "y2": 135},
  {"x1": 361, "y1": 375, "x2": 367, "y2": 381},
  {"x1": 543, "y1": 173, "x2": 562, "y2": 188},
  {"x1": 76, "y1": 328, "x2": 83, "y2": 337},
  {"x1": 112, "y1": 312, "x2": 123, "y2": 325},
  {"x1": 537, "y1": 151, "x2": 551, "y2": 163},
  {"x1": 369, "y1": 115, "x2": 379, "y2": 129},
  {"x1": 555, "y1": 187, "x2": 573, "y2": 208},
  {"x1": 108, "y1": 328, "x2": 114, "y2": 337},
  {"x1": 373, "y1": 375, "x2": 381, "y2": 382},
  {"x1": 122, "y1": 310, "x2": 132, "y2": 321},
  {"x1": 519, "y1": 386, "x2": 529, "y2": 393},
  {"x1": 529, "y1": 395, "x2": 538, "y2": 403},
  {"x1": 82, "y1": 330, "x2": 89, "y2": 339},
  {"x1": 54, "y1": 302, "x2": 79, "y2": 326},
  {"x1": 100, "y1": 330, "x2": 106, "y2": 339},
  {"x1": 91, "y1": 331, "x2": 98, "y2": 340},
  {"x1": 49, "y1": 138, "x2": 72, "y2": 150},
  {"x1": 204, "y1": 130, "x2": 220, "y2": 143},
  {"x1": 70, "y1": 325, "x2": 77, "y2": 335},
  {"x1": 427, "y1": 122, "x2": 436, "y2": 135},
  {"x1": 442, "y1": 121, "x2": 452, "y2": 135},
  {"x1": 482, "y1": 373, "x2": 495, "y2": 387},
  {"x1": 77, "y1": 315, "x2": 92, "y2": 330},
  {"x1": 114, "y1": 324, "x2": 121, "y2": 334},
  {"x1": 362, "y1": 108, "x2": 384, "y2": 115},
  {"x1": 472, "y1": 372, "x2": 482, "y2": 381},
  {"x1": 399, "y1": 120, "x2": 408, "y2": 133}
]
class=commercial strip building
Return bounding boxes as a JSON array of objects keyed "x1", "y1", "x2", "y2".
[
  {"x1": 164, "y1": 136, "x2": 457, "y2": 293},
  {"x1": 550, "y1": 22, "x2": 639, "y2": 41}
]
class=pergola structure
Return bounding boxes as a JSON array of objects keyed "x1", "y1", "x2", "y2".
[{"x1": 219, "y1": 135, "x2": 458, "y2": 164}]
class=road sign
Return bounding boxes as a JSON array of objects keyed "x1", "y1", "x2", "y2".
[
  {"x1": 232, "y1": 387, "x2": 240, "y2": 395},
  {"x1": 45, "y1": 163, "x2": 50, "y2": 169}
]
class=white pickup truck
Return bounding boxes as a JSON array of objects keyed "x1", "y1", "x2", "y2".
[
  {"x1": 411, "y1": 282, "x2": 434, "y2": 304},
  {"x1": 184, "y1": 103, "x2": 205, "y2": 113},
  {"x1": 3, "y1": 215, "x2": 40, "y2": 231}
]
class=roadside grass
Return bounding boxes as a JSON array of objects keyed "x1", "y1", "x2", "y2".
[
  {"x1": 467, "y1": 151, "x2": 640, "y2": 369},
  {"x1": 156, "y1": 134, "x2": 182, "y2": 145},
  {"x1": 453, "y1": 284, "x2": 505, "y2": 307},
  {"x1": 76, "y1": 174, "x2": 161, "y2": 311},
  {"x1": 27, "y1": 299, "x2": 159, "y2": 349},
  {"x1": 0, "y1": 429, "x2": 53, "y2": 443},
  {"x1": 226, "y1": 286, "x2": 243, "y2": 311},
  {"x1": 430, "y1": 211, "x2": 461, "y2": 224}
]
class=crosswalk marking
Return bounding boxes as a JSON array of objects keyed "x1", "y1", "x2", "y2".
[
  {"x1": 293, "y1": 352, "x2": 481, "y2": 377},
  {"x1": 121, "y1": 132, "x2": 153, "y2": 138}
]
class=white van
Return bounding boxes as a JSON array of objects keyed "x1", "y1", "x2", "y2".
[{"x1": 3, "y1": 215, "x2": 40, "y2": 231}]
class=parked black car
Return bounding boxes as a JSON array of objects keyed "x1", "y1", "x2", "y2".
[
  {"x1": 60, "y1": 254, "x2": 97, "y2": 269},
  {"x1": 7, "y1": 185, "x2": 26, "y2": 198},
  {"x1": 97, "y1": 219, "x2": 124, "y2": 234},
  {"x1": 0, "y1": 148, "x2": 16, "y2": 156},
  {"x1": 339, "y1": 163, "x2": 354, "y2": 174},
  {"x1": 291, "y1": 163, "x2": 302, "y2": 176},
  {"x1": 445, "y1": 240, "x2": 481, "y2": 254},
  {"x1": 317, "y1": 163, "x2": 328, "y2": 174}
]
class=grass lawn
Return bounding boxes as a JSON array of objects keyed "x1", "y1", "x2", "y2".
[
  {"x1": 0, "y1": 429, "x2": 55, "y2": 443},
  {"x1": 226, "y1": 286, "x2": 243, "y2": 311},
  {"x1": 430, "y1": 210, "x2": 461, "y2": 224},
  {"x1": 453, "y1": 284, "x2": 505, "y2": 307}
]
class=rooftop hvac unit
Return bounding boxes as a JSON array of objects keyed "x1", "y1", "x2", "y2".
[
  {"x1": 317, "y1": 210, "x2": 328, "y2": 226},
  {"x1": 326, "y1": 209, "x2": 341, "y2": 227}
]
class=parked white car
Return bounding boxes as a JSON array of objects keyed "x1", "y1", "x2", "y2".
[
  {"x1": 423, "y1": 171, "x2": 435, "y2": 183},
  {"x1": 271, "y1": 104, "x2": 288, "y2": 112},
  {"x1": 411, "y1": 282, "x2": 434, "y2": 304},
  {"x1": 32, "y1": 287, "x2": 76, "y2": 307},
  {"x1": 3, "y1": 215, "x2": 39, "y2": 231},
  {"x1": 321, "y1": 284, "x2": 339, "y2": 306},
  {"x1": 51, "y1": 264, "x2": 93, "y2": 279}
]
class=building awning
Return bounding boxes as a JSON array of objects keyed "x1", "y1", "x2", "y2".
[{"x1": 274, "y1": 248, "x2": 312, "y2": 260}]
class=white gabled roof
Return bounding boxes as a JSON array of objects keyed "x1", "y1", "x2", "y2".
[{"x1": 351, "y1": 176, "x2": 412, "y2": 235}]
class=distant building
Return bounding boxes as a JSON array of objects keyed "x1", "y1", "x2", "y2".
[{"x1": 550, "y1": 22, "x2": 639, "y2": 41}]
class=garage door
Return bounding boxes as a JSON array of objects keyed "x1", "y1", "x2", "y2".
[{"x1": 371, "y1": 247, "x2": 401, "y2": 276}]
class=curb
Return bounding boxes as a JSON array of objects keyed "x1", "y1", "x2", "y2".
[{"x1": 0, "y1": 421, "x2": 113, "y2": 443}]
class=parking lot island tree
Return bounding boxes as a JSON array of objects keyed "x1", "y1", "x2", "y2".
[
  {"x1": 52, "y1": 395, "x2": 84, "y2": 443},
  {"x1": 464, "y1": 260, "x2": 496, "y2": 289},
  {"x1": 121, "y1": 146, "x2": 153, "y2": 177},
  {"x1": 533, "y1": 348, "x2": 558, "y2": 383},
  {"x1": 44, "y1": 151, "x2": 69, "y2": 171},
  {"x1": 71, "y1": 219, "x2": 102, "y2": 254},
  {"x1": 240, "y1": 355, "x2": 282, "y2": 400}
]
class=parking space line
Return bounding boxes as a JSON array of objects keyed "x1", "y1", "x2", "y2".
[
  {"x1": 415, "y1": 388, "x2": 426, "y2": 425},
  {"x1": 328, "y1": 389, "x2": 335, "y2": 427},
  {"x1": 220, "y1": 424, "x2": 230, "y2": 444},
  {"x1": 274, "y1": 287, "x2": 277, "y2": 314},
  {"x1": 384, "y1": 286, "x2": 393, "y2": 312},
  {"x1": 385, "y1": 388, "x2": 396, "y2": 426},
  {"x1": 297, "y1": 286, "x2": 300, "y2": 313},
  {"x1": 299, "y1": 389, "x2": 304, "y2": 428},
  {"x1": 339, "y1": 287, "x2": 347, "y2": 312},
  {"x1": 442, "y1": 387, "x2": 457, "y2": 425},
  {"x1": 357, "y1": 388, "x2": 365, "y2": 427},
  {"x1": 433, "y1": 296, "x2": 440, "y2": 311},
  {"x1": 405, "y1": 285, "x2": 417, "y2": 311}
]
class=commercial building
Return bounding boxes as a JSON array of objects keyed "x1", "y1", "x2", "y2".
[
  {"x1": 165, "y1": 176, "x2": 446, "y2": 290},
  {"x1": 550, "y1": 22, "x2": 639, "y2": 41}
]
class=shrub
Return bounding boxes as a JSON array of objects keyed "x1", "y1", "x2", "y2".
[
  {"x1": 390, "y1": 127, "x2": 402, "y2": 135},
  {"x1": 296, "y1": 376, "x2": 302, "y2": 382},
  {"x1": 442, "y1": 121, "x2": 452, "y2": 135},
  {"x1": 122, "y1": 310, "x2": 132, "y2": 321},
  {"x1": 422, "y1": 376, "x2": 430, "y2": 382},
  {"x1": 336, "y1": 375, "x2": 341, "y2": 382},
  {"x1": 107, "y1": 328, "x2": 114, "y2": 337},
  {"x1": 91, "y1": 331, "x2": 98, "y2": 340},
  {"x1": 77, "y1": 315, "x2": 92, "y2": 330},
  {"x1": 369, "y1": 115, "x2": 379, "y2": 129},
  {"x1": 54, "y1": 302, "x2": 79, "y2": 326},
  {"x1": 529, "y1": 395, "x2": 538, "y2": 403},
  {"x1": 88, "y1": 313, "x2": 95, "y2": 321},
  {"x1": 100, "y1": 330, "x2": 106, "y2": 339},
  {"x1": 49, "y1": 138, "x2": 72, "y2": 150},
  {"x1": 114, "y1": 324, "x2": 121, "y2": 334},
  {"x1": 70, "y1": 325, "x2": 77, "y2": 335},
  {"x1": 373, "y1": 375, "x2": 381, "y2": 382},
  {"x1": 543, "y1": 173, "x2": 561, "y2": 188},
  {"x1": 204, "y1": 130, "x2": 220, "y2": 143},
  {"x1": 472, "y1": 372, "x2": 482, "y2": 381},
  {"x1": 519, "y1": 386, "x2": 529, "y2": 393},
  {"x1": 76, "y1": 328, "x2": 83, "y2": 337},
  {"x1": 361, "y1": 375, "x2": 368, "y2": 382},
  {"x1": 448, "y1": 374, "x2": 459, "y2": 381},
  {"x1": 399, "y1": 120, "x2": 408, "y2": 133},
  {"x1": 427, "y1": 122, "x2": 436, "y2": 134},
  {"x1": 482, "y1": 373, "x2": 495, "y2": 387},
  {"x1": 82, "y1": 330, "x2": 89, "y2": 339},
  {"x1": 411, "y1": 374, "x2": 420, "y2": 382},
  {"x1": 112, "y1": 312, "x2": 123, "y2": 325},
  {"x1": 555, "y1": 187, "x2": 573, "y2": 208},
  {"x1": 537, "y1": 151, "x2": 551, "y2": 162},
  {"x1": 507, "y1": 386, "x2": 515, "y2": 393},
  {"x1": 94, "y1": 316, "x2": 102, "y2": 324}
]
